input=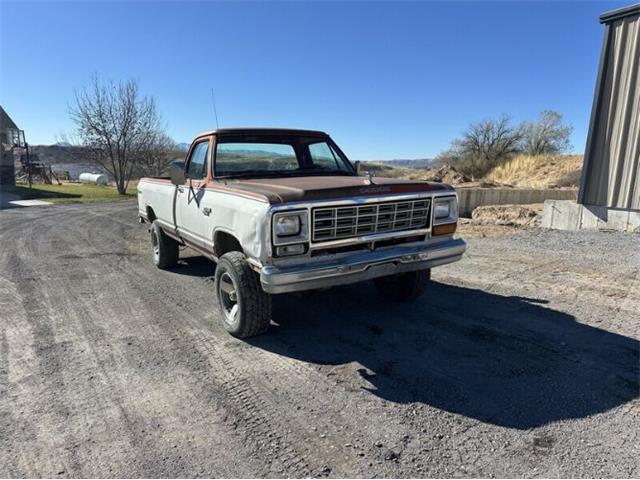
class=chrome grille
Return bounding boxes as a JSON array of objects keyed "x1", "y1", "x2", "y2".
[{"x1": 312, "y1": 199, "x2": 430, "y2": 242}]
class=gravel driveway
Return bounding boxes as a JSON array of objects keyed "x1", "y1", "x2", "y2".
[{"x1": 1, "y1": 201, "x2": 638, "y2": 478}]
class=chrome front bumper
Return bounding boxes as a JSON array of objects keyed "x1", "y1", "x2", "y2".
[{"x1": 260, "y1": 237, "x2": 466, "y2": 294}]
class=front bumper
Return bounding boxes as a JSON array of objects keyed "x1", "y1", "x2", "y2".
[{"x1": 260, "y1": 237, "x2": 466, "y2": 294}]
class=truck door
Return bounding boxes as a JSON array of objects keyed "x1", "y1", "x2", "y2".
[{"x1": 175, "y1": 137, "x2": 213, "y2": 249}]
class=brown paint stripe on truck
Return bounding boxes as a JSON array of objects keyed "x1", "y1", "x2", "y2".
[{"x1": 138, "y1": 177, "x2": 271, "y2": 203}]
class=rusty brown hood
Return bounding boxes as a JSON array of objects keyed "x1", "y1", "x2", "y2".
[{"x1": 214, "y1": 175, "x2": 454, "y2": 204}]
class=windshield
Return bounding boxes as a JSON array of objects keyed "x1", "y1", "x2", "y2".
[{"x1": 214, "y1": 136, "x2": 355, "y2": 178}]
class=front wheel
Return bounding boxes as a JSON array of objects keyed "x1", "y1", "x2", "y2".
[
  {"x1": 373, "y1": 269, "x2": 431, "y2": 302},
  {"x1": 215, "y1": 251, "x2": 272, "y2": 338}
]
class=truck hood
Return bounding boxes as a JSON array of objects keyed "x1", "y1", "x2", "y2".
[{"x1": 218, "y1": 176, "x2": 454, "y2": 204}]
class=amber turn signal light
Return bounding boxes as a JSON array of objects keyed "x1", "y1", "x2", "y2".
[{"x1": 432, "y1": 223, "x2": 457, "y2": 236}]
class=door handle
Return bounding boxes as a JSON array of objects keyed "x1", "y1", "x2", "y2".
[
  {"x1": 177, "y1": 186, "x2": 184, "y2": 193},
  {"x1": 203, "y1": 207, "x2": 211, "y2": 216}
]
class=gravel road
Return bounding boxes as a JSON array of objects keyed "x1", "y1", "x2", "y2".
[{"x1": 1, "y1": 201, "x2": 638, "y2": 478}]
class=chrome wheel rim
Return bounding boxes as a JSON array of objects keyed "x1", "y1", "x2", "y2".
[{"x1": 218, "y1": 272, "x2": 239, "y2": 326}]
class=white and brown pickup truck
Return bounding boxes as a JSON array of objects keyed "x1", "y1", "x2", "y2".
[{"x1": 138, "y1": 128, "x2": 466, "y2": 337}]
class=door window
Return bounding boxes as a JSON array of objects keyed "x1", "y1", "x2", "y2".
[
  {"x1": 187, "y1": 140, "x2": 209, "y2": 179},
  {"x1": 308, "y1": 141, "x2": 350, "y2": 171}
]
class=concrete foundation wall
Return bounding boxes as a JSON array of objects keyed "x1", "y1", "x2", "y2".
[
  {"x1": 456, "y1": 188, "x2": 578, "y2": 217},
  {"x1": 542, "y1": 200, "x2": 640, "y2": 233}
]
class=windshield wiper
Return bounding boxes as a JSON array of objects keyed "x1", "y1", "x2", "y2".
[{"x1": 297, "y1": 169, "x2": 353, "y2": 176}]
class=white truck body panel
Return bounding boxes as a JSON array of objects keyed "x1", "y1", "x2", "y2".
[{"x1": 138, "y1": 180, "x2": 271, "y2": 264}]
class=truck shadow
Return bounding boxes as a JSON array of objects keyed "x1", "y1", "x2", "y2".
[
  {"x1": 248, "y1": 281, "x2": 639, "y2": 430},
  {"x1": 171, "y1": 255, "x2": 216, "y2": 277}
]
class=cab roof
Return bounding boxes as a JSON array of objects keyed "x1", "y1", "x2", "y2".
[{"x1": 195, "y1": 127, "x2": 329, "y2": 138}]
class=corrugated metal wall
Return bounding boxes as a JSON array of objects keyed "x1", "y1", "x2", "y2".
[{"x1": 580, "y1": 6, "x2": 640, "y2": 211}]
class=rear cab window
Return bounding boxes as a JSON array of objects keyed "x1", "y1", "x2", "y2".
[{"x1": 216, "y1": 143, "x2": 298, "y2": 175}]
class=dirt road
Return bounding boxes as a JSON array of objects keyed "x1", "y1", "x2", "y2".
[{"x1": 1, "y1": 202, "x2": 638, "y2": 478}]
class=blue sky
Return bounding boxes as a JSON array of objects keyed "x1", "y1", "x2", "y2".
[{"x1": 0, "y1": 1, "x2": 629, "y2": 160}]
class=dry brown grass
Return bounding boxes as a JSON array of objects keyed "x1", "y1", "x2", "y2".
[
  {"x1": 486, "y1": 154, "x2": 583, "y2": 188},
  {"x1": 363, "y1": 154, "x2": 584, "y2": 189}
]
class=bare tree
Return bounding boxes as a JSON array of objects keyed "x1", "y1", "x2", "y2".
[
  {"x1": 435, "y1": 115, "x2": 524, "y2": 178},
  {"x1": 136, "y1": 132, "x2": 183, "y2": 177},
  {"x1": 69, "y1": 75, "x2": 164, "y2": 194},
  {"x1": 521, "y1": 110, "x2": 573, "y2": 156}
]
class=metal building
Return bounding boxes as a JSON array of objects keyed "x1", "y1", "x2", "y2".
[
  {"x1": 579, "y1": 4, "x2": 640, "y2": 212},
  {"x1": 544, "y1": 4, "x2": 640, "y2": 232}
]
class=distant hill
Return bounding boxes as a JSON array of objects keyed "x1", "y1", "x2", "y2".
[
  {"x1": 29, "y1": 144, "x2": 92, "y2": 165},
  {"x1": 357, "y1": 158, "x2": 432, "y2": 169},
  {"x1": 176, "y1": 142, "x2": 190, "y2": 151}
]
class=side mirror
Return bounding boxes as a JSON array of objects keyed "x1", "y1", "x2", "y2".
[
  {"x1": 354, "y1": 160, "x2": 361, "y2": 175},
  {"x1": 170, "y1": 161, "x2": 186, "y2": 185}
]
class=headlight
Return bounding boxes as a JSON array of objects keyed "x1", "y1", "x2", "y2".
[
  {"x1": 272, "y1": 210, "x2": 309, "y2": 249},
  {"x1": 433, "y1": 196, "x2": 458, "y2": 225},
  {"x1": 275, "y1": 215, "x2": 301, "y2": 237},
  {"x1": 434, "y1": 202, "x2": 450, "y2": 219}
]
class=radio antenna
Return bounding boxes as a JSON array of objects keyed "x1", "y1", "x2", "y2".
[{"x1": 210, "y1": 88, "x2": 220, "y2": 129}]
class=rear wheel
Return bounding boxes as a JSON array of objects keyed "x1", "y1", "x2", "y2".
[
  {"x1": 151, "y1": 221, "x2": 179, "y2": 269},
  {"x1": 374, "y1": 269, "x2": 431, "y2": 302},
  {"x1": 215, "y1": 251, "x2": 272, "y2": 338}
]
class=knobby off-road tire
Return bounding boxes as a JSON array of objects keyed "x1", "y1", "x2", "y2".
[
  {"x1": 151, "y1": 220, "x2": 179, "y2": 269},
  {"x1": 215, "y1": 251, "x2": 272, "y2": 338},
  {"x1": 374, "y1": 269, "x2": 431, "y2": 302}
]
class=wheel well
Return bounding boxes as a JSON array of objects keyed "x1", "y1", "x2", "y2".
[
  {"x1": 214, "y1": 231, "x2": 243, "y2": 257},
  {"x1": 146, "y1": 206, "x2": 157, "y2": 222}
]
